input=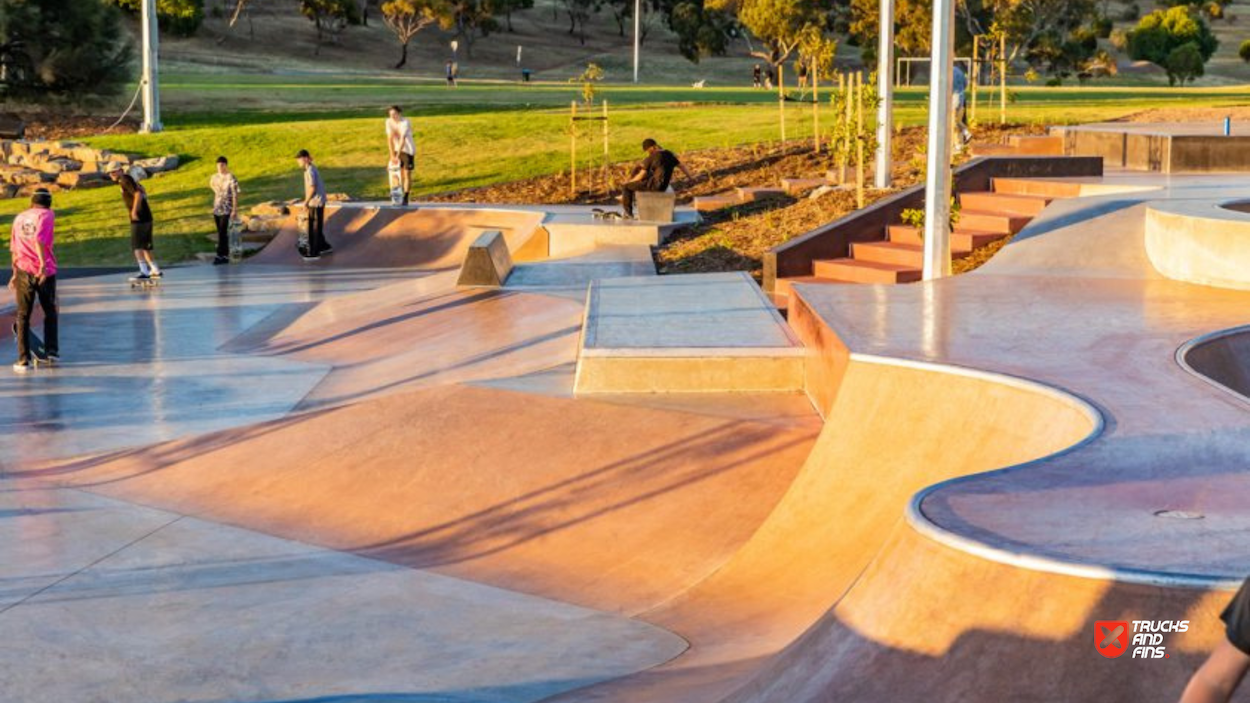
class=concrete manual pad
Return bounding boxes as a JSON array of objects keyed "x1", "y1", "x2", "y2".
[
  {"x1": 0, "y1": 485, "x2": 687, "y2": 703},
  {"x1": 575, "y1": 272, "x2": 805, "y2": 393}
]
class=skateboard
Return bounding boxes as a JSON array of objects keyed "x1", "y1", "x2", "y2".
[
  {"x1": 129, "y1": 275, "x2": 161, "y2": 289},
  {"x1": 296, "y1": 210, "x2": 311, "y2": 258},
  {"x1": 591, "y1": 208, "x2": 624, "y2": 221},
  {"x1": 388, "y1": 161, "x2": 404, "y2": 206},
  {"x1": 11, "y1": 321, "x2": 50, "y2": 366},
  {"x1": 228, "y1": 218, "x2": 244, "y2": 263}
]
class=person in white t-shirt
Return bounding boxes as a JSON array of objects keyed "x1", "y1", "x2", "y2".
[{"x1": 385, "y1": 105, "x2": 417, "y2": 206}]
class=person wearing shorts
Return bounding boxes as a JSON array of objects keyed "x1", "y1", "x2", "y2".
[
  {"x1": 109, "y1": 167, "x2": 162, "y2": 280},
  {"x1": 386, "y1": 106, "x2": 416, "y2": 206},
  {"x1": 1181, "y1": 577, "x2": 1250, "y2": 702}
]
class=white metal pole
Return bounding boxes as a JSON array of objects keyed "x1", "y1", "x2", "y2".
[
  {"x1": 922, "y1": 0, "x2": 954, "y2": 280},
  {"x1": 633, "y1": 0, "x2": 640, "y2": 83},
  {"x1": 140, "y1": 0, "x2": 162, "y2": 133},
  {"x1": 874, "y1": 0, "x2": 894, "y2": 189}
]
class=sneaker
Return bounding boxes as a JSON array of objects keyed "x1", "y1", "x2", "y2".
[
  {"x1": 46, "y1": 353, "x2": 59, "y2": 364},
  {"x1": 213, "y1": 256, "x2": 229, "y2": 266},
  {"x1": 150, "y1": 270, "x2": 163, "y2": 279},
  {"x1": 320, "y1": 245, "x2": 334, "y2": 255},
  {"x1": 131, "y1": 273, "x2": 150, "y2": 281},
  {"x1": 12, "y1": 359, "x2": 30, "y2": 373},
  {"x1": 301, "y1": 254, "x2": 321, "y2": 262}
]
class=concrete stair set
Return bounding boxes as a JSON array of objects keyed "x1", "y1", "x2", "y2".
[
  {"x1": 770, "y1": 177, "x2": 1077, "y2": 304},
  {"x1": 971, "y1": 134, "x2": 1065, "y2": 158}
]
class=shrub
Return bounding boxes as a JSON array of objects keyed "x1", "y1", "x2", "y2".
[{"x1": 1240, "y1": 39, "x2": 1250, "y2": 61}]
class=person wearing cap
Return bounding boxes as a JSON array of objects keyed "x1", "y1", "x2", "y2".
[
  {"x1": 210, "y1": 156, "x2": 240, "y2": 265},
  {"x1": 619, "y1": 138, "x2": 693, "y2": 219},
  {"x1": 385, "y1": 106, "x2": 416, "y2": 207},
  {"x1": 108, "y1": 166, "x2": 162, "y2": 280},
  {"x1": 1181, "y1": 577, "x2": 1250, "y2": 702},
  {"x1": 8, "y1": 188, "x2": 59, "y2": 372},
  {"x1": 295, "y1": 149, "x2": 332, "y2": 259}
]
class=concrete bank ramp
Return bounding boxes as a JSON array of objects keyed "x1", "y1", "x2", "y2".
[{"x1": 249, "y1": 205, "x2": 545, "y2": 269}]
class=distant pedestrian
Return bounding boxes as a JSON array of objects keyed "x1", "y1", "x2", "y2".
[
  {"x1": 386, "y1": 105, "x2": 416, "y2": 206},
  {"x1": 295, "y1": 149, "x2": 332, "y2": 260},
  {"x1": 797, "y1": 60, "x2": 809, "y2": 90},
  {"x1": 619, "y1": 138, "x2": 694, "y2": 219},
  {"x1": 108, "y1": 166, "x2": 162, "y2": 281},
  {"x1": 765, "y1": 66, "x2": 776, "y2": 90},
  {"x1": 210, "y1": 156, "x2": 240, "y2": 265},
  {"x1": 752, "y1": 64, "x2": 762, "y2": 89},
  {"x1": 952, "y1": 63, "x2": 973, "y2": 151},
  {"x1": 445, "y1": 60, "x2": 458, "y2": 87},
  {"x1": 8, "y1": 188, "x2": 58, "y2": 371},
  {"x1": 1180, "y1": 577, "x2": 1250, "y2": 703}
]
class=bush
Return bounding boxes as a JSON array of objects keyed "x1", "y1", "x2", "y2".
[
  {"x1": 1110, "y1": 28, "x2": 1130, "y2": 51},
  {"x1": 1166, "y1": 41, "x2": 1204, "y2": 84},
  {"x1": 1046, "y1": 76, "x2": 1064, "y2": 86},
  {"x1": 1093, "y1": 15, "x2": 1114, "y2": 37},
  {"x1": 113, "y1": 0, "x2": 205, "y2": 37},
  {"x1": 1239, "y1": 39, "x2": 1250, "y2": 61},
  {"x1": 0, "y1": 0, "x2": 133, "y2": 99}
]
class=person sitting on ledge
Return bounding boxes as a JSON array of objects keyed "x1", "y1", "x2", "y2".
[{"x1": 620, "y1": 138, "x2": 693, "y2": 220}]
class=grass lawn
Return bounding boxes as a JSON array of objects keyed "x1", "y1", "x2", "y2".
[{"x1": 12, "y1": 74, "x2": 1250, "y2": 265}]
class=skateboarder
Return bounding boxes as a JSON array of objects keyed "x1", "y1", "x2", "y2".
[
  {"x1": 296, "y1": 149, "x2": 333, "y2": 260},
  {"x1": 952, "y1": 63, "x2": 973, "y2": 152},
  {"x1": 210, "y1": 156, "x2": 240, "y2": 265},
  {"x1": 8, "y1": 188, "x2": 58, "y2": 371},
  {"x1": 1180, "y1": 577, "x2": 1250, "y2": 702},
  {"x1": 619, "y1": 138, "x2": 694, "y2": 219},
  {"x1": 108, "y1": 166, "x2": 163, "y2": 281},
  {"x1": 385, "y1": 106, "x2": 416, "y2": 206}
]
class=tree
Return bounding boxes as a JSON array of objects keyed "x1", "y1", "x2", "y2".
[
  {"x1": 661, "y1": 0, "x2": 734, "y2": 61},
  {"x1": 1127, "y1": 7, "x2": 1217, "y2": 84},
  {"x1": 113, "y1": 0, "x2": 205, "y2": 36},
  {"x1": 718, "y1": 0, "x2": 827, "y2": 71},
  {"x1": 0, "y1": 0, "x2": 133, "y2": 99},
  {"x1": 490, "y1": 0, "x2": 533, "y2": 31},
  {"x1": 382, "y1": 0, "x2": 442, "y2": 68},
  {"x1": 300, "y1": 0, "x2": 360, "y2": 51},
  {"x1": 849, "y1": 0, "x2": 930, "y2": 57},
  {"x1": 561, "y1": 0, "x2": 598, "y2": 44},
  {"x1": 439, "y1": 0, "x2": 497, "y2": 57}
]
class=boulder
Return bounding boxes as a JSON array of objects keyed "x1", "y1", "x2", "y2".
[
  {"x1": 6, "y1": 169, "x2": 50, "y2": 186},
  {"x1": 128, "y1": 165, "x2": 147, "y2": 182},
  {"x1": 56, "y1": 171, "x2": 108, "y2": 189},
  {"x1": 134, "y1": 155, "x2": 179, "y2": 173},
  {"x1": 251, "y1": 201, "x2": 289, "y2": 217},
  {"x1": 326, "y1": 192, "x2": 352, "y2": 202},
  {"x1": 36, "y1": 159, "x2": 82, "y2": 175},
  {"x1": 245, "y1": 214, "x2": 286, "y2": 232},
  {"x1": 17, "y1": 183, "x2": 60, "y2": 196},
  {"x1": 0, "y1": 184, "x2": 18, "y2": 200}
]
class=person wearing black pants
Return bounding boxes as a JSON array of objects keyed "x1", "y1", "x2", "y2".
[
  {"x1": 620, "y1": 138, "x2": 694, "y2": 219},
  {"x1": 8, "y1": 188, "x2": 59, "y2": 371},
  {"x1": 210, "y1": 156, "x2": 240, "y2": 265},
  {"x1": 295, "y1": 149, "x2": 332, "y2": 260}
]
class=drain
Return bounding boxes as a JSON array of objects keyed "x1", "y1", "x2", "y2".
[{"x1": 1154, "y1": 509, "x2": 1205, "y2": 520}]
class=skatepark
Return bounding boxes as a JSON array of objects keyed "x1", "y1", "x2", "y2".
[{"x1": 4, "y1": 136, "x2": 1250, "y2": 701}]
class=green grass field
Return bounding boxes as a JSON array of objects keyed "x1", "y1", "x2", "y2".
[{"x1": 14, "y1": 74, "x2": 1250, "y2": 265}]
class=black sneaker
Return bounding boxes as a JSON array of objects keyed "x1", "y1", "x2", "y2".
[
  {"x1": 213, "y1": 256, "x2": 229, "y2": 266},
  {"x1": 320, "y1": 245, "x2": 334, "y2": 255},
  {"x1": 131, "y1": 273, "x2": 150, "y2": 281}
]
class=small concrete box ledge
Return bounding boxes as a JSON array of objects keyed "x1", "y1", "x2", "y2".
[
  {"x1": 457, "y1": 230, "x2": 514, "y2": 287},
  {"x1": 574, "y1": 272, "x2": 806, "y2": 393},
  {"x1": 636, "y1": 192, "x2": 677, "y2": 224}
]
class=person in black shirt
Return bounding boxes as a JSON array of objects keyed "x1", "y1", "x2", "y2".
[
  {"x1": 1181, "y1": 577, "x2": 1250, "y2": 702},
  {"x1": 108, "y1": 167, "x2": 162, "y2": 281},
  {"x1": 752, "y1": 64, "x2": 762, "y2": 88},
  {"x1": 620, "y1": 138, "x2": 693, "y2": 219}
]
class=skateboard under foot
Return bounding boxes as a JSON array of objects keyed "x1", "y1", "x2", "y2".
[
  {"x1": 129, "y1": 276, "x2": 161, "y2": 289},
  {"x1": 591, "y1": 208, "x2": 625, "y2": 221}
]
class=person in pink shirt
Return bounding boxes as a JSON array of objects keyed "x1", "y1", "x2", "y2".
[{"x1": 8, "y1": 187, "x2": 58, "y2": 371}]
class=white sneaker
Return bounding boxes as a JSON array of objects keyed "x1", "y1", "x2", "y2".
[{"x1": 12, "y1": 359, "x2": 31, "y2": 373}]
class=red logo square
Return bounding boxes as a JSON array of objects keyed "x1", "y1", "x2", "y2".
[{"x1": 1095, "y1": 621, "x2": 1129, "y2": 658}]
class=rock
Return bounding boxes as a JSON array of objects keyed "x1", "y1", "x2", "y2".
[
  {"x1": 36, "y1": 159, "x2": 82, "y2": 175},
  {"x1": 0, "y1": 114, "x2": 25, "y2": 140},
  {"x1": 326, "y1": 192, "x2": 352, "y2": 202},
  {"x1": 134, "y1": 155, "x2": 179, "y2": 173},
  {"x1": 128, "y1": 165, "x2": 147, "y2": 182},
  {"x1": 70, "y1": 147, "x2": 102, "y2": 163},
  {"x1": 17, "y1": 183, "x2": 60, "y2": 196},
  {"x1": 245, "y1": 214, "x2": 286, "y2": 232},
  {"x1": 0, "y1": 184, "x2": 18, "y2": 199},
  {"x1": 100, "y1": 160, "x2": 126, "y2": 174},
  {"x1": 5, "y1": 169, "x2": 49, "y2": 186},
  {"x1": 251, "y1": 201, "x2": 289, "y2": 217},
  {"x1": 56, "y1": 171, "x2": 107, "y2": 189}
]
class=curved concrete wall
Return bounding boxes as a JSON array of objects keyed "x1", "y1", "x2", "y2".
[
  {"x1": 1180, "y1": 325, "x2": 1250, "y2": 403},
  {"x1": 1145, "y1": 200, "x2": 1250, "y2": 290}
]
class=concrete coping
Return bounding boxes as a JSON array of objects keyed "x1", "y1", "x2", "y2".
[
  {"x1": 889, "y1": 351, "x2": 1242, "y2": 590},
  {"x1": 1175, "y1": 324, "x2": 1250, "y2": 407},
  {"x1": 1145, "y1": 198, "x2": 1250, "y2": 290}
]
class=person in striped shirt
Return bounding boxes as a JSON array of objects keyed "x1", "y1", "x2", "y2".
[{"x1": 210, "y1": 156, "x2": 240, "y2": 265}]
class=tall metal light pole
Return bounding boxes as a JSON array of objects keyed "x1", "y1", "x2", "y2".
[
  {"x1": 633, "y1": 0, "x2": 641, "y2": 83},
  {"x1": 874, "y1": 0, "x2": 894, "y2": 189},
  {"x1": 140, "y1": 0, "x2": 162, "y2": 133},
  {"x1": 922, "y1": 0, "x2": 955, "y2": 280}
]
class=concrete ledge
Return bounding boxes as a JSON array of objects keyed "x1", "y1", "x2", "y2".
[
  {"x1": 544, "y1": 210, "x2": 699, "y2": 258},
  {"x1": 636, "y1": 192, "x2": 677, "y2": 223},
  {"x1": 456, "y1": 229, "x2": 514, "y2": 287},
  {"x1": 1054, "y1": 123, "x2": 1250, "y2": 173},
  {"x1": 574, "y1": 272, "x2": 805, "y2": 393},
  {"x1": 1145, "y1": 199, "x2": 1250, "y2": 290}
]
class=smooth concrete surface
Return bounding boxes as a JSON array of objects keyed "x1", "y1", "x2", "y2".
[
  {"x1": 456, "y1": 229, "x2": 514, "y2": 287},
  {"x1": 1182, "y1": 325, "x2": 1250, "y2": 402},
  {"x1": 575, "y1": 273, "x2": 806, "y2": 393},
  {"x1": 1054, "y1": 122, "x2": 1250, "y2": 172},
  {"x1": 0, "y1": 481, "x2": 687, "y2": 703},
  {"x1": 1146, "y1": 198, "x2": 1250, "y2": 290},
  {"x1": 544, "y1": 209, "x2": 699, "y2": 258}
]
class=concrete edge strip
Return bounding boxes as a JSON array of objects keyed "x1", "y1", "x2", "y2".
[
  {"x1": 1175, "y1": 324, "x2": 1250, "y2": 407},
  {"x1": 846, "y1": 352, "x2": 1242, "y2": 591}
]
